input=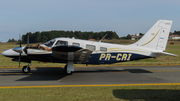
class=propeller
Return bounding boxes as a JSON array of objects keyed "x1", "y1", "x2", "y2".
[
  {"x1": 12, "y1": 34, "x2": 23, "y2": 67},
  {"x1": 19, "y1": 34, "x2": 22, "y2": 47},
  {"x1": 18, "y1": 34, "x2": 22, "y2": 67},
  {"x1": 12, "y1": 34, "x2": 30, "y2": 67},
  {"x1": 27, "y1": 35, "x2": 29, "y2": 46},
  {"x1": 19, "y1": 51, "x2": 21, "y2": 67}
]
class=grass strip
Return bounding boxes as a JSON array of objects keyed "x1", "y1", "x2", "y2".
[{"x1": 0, "y1": 85, "x2": 180, "y2": 101}]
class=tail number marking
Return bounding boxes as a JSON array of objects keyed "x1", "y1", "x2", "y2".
[{"x1": 99, "y1": 53, "x2": 132, "y2": 61}]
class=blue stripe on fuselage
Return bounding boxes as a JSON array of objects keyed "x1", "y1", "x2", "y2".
[{"x1": 86, "y1": 52, "x2": 149, "y2": 64}]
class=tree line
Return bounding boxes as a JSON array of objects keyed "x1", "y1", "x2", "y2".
[
  {"x1": 170, "y1": 30, "x2": 180, "y2": 35},
  {"x1": 7, "y1": 30, "x2": 180, "y2": 43},
  {"x1": 21, "y1": 30, "x2": 119, "y2": 43},
  {"x1": 7, "y1": 38, "x2": 18, "y2": 42},
  {"x1": 120, "y1": 33, "x2": 144, "y2": 40}
]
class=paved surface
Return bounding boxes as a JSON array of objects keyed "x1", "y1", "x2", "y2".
[{"x1": 0, "y1": 65, "x2": 180, "y2": 87}]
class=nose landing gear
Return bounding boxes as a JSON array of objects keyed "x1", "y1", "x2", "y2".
[{"x1": 22, "y1": 63, "x2": 31, "y2": 73}]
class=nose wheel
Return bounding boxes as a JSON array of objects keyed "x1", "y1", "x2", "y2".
[{"x1": 22, "y1": 65, "x2": 31, "y2": 73}]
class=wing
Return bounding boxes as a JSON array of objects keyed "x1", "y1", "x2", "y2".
[{"x1": 52, "y1": 45, "x2": 93, "y2": 63}]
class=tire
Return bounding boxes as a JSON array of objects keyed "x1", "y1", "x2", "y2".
[{"x1": 22, "y1": 66, "x2": 31, "y2": 73}]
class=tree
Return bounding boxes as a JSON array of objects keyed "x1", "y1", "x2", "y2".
[
  {"x1": 126, "y1": 34, "x2": 132, "y2": 39},
  {"x1": 21, "y1": 30, "x2": 120, "y2": 43},
  {"x1": 8, "y1": 38, "x2": 17, "y2": 42}
]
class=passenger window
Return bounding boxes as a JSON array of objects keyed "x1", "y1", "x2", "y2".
[
  {"x1": 72, "y1": 43, "x2": 80, "y2": 47},
  {"x1": 86, "y1": 45, "x2": 96, "y2": 51},
  {"x1": 55, "y1": 40, "x2": 68, "y2": 46},
  {"x1": 100, "y1": 47, "x2": 107, "y2": 51}
]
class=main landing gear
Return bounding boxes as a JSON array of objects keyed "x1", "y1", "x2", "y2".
[
  {"x1": 21, "y1": 62, "x2": 74, "y2": 75},
  {"x1": 22, "y1": 63, "x2": 31, "y2": 73},
  {"x1": 64, "y1": 61, "x2": 74, "y2": 75}
]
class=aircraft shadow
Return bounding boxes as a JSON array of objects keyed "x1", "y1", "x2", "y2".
[
  {"x1": 0, "y1": 67, "x2": 152, "y2": 81},
  {"x1": 74, "y1": 69, "x2": 152, "y2": 73},
  {"x1": 123, "y1": 69, "x2": 152, "y2": 73},
  {"x1": 16, "y1": 67, "x2": 67, "y2": 81},
  {"x1": 113, "y1": 89, "x2": 180, "y2": 101}
]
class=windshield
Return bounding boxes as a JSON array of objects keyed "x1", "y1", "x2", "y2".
[{"x1": 44, "y1": 39, "x2": 55, "y2": 47}]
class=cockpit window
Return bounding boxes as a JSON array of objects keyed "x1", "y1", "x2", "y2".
[
  {"x1": 44, "y1": 39, "x2": 55, "y2": 47},
  {"x1": 55, "y1": 40, "x2": 68, "y2": 46}
]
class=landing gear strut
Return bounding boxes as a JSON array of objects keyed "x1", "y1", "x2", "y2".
[
  {"x1": 22, "y1": 63, "x2": 31, "y2": 73},
  {"x1": 64, "y1": 61, "x2": 74, "y2": 75}
]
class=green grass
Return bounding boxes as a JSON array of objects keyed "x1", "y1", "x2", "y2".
[
  {"x1": 0, "y1": 42, "x2": 19, "y2": 49},
  {"x1": 0, "y1": 85, "x2": 180, "y2": 101}
]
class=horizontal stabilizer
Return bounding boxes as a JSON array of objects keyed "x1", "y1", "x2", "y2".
[{"x1": 152, "y1": 52, "x2": 178, "y2": 57}]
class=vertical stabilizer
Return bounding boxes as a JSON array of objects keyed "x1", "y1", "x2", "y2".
[{"x1": 132, "y1": 19, "x2": 172, "y2": 51}]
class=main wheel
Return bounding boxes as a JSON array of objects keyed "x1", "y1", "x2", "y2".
[
  {"x1": 22, "y1": 66, "x2": 31, "y2": 73},
  {"x1": 64, "y1": 65, "x2": 72, "y2": 75}
]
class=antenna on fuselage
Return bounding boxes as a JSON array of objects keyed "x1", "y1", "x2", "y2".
[{"x1": 99, "y1": 34, "x2": 107, "y2": 42}]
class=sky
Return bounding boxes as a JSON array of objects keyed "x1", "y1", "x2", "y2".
[{"x1": 0, "y1": 0, "x2": 180, "y2": 42}]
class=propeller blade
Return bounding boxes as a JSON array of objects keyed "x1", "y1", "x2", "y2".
[
  {"x1": 20, "y1": 40, "x2": 22, "y2": 47},
  {"x1": 19, "y1": 34, "x2": 22, "y2": 47},
  {"x1": 27, "y1": 35, "x2": 29, "y2": 46},
  {"x1": 19, "y1": 53, "x2": 21, "y2": 67}
]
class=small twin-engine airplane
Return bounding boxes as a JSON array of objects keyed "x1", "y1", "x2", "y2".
[{"x1": 2, "y1": 19, "x2": 177, "y2": 75}]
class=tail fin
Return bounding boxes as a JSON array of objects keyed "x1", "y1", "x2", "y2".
[{"x1": 132, "y1": 19, "x2": 173, "y2": 51}]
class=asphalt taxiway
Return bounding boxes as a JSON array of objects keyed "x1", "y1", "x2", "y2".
[{"x1": 0, "y1": 65, "x2": 180, "y2": 87}]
